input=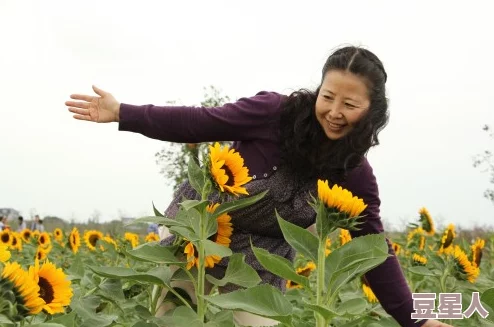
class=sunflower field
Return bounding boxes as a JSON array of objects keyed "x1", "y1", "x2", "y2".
[{"x1": 1, "y1": 142, "x2": 494, "y2": 327}]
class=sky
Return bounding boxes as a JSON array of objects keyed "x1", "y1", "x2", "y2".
[{"x1": 1, "y1": 0, "x2": 493, "y2": 231}]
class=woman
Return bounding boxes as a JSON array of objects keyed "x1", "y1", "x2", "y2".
[{"x1": 66, "y1": 46, "x2": 451, "y2": 327}]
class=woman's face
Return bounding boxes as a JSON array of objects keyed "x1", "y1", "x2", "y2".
[{"x1": 315, "y1": 70, "x2": 371, "y2": 140}]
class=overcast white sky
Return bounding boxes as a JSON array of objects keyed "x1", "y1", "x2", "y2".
[{"x1": 1, "y1": 0, "x2": 493, "y2": 230}]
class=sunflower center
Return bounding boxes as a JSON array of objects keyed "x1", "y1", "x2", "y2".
[
  {"x1": 38, "y1": 277, "x2": 55, "y2": 304},
  {"x1": 89, "y1": 235, "x2": 100, "y2": 247},
  {"x1": 1, "y1": 234, "x2": 10, "y2": 243},
  {"x1": 223, "y1": 166, "x2": 235, "y2": 187},
  {"x1": 11, "y1": 237, "x2": 17, "y2": 246},
  {"x1": 443, "y1": 230, "x2": 454, "y2": 248},
  {"x1": 40, "y1": 236, "x2": 46, "y2": 244},
  {"x1": 475, "y1": 248, "x2": 482, "y2": 267}
]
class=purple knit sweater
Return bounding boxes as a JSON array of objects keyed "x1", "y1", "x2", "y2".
[{"x1": 118, "y1": 91, "x2": 426, "y2": 327}]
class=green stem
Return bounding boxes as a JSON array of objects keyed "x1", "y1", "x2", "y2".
[
  {"x1": 150, "y1": 284, "x2": 161, "y2": 315},
  {"x1": 315, "y1": 237, "x2": 328, "y2": 327},
  {"x1": 197, "y1": 188, "x2": 208, "y2": 322}
]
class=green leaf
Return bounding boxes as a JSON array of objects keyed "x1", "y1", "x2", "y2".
[
  {"x1": 180, "y1": 199, "x2": 209, "y2": 212},
  {"x1": 206, "y1": 253, "x2": 261, "y2": 288},
  {"x1": 408, "y1": 266, "x2": 437, "y2": 277},
  {"x1": 335, "y1": 297, "x2": 368, "y2": 315},
  {"x1": 276, "y1": 211, "x2": 318, "y2": 262},
  {"x1": 303, "y1": 303, "x2": 337, "y2": 321},
  {"x1": 88, "y1": 266, "x2": 172, "y2": 286},
  {"x1": 98, "y1": 278, "x2": 125, "y2": 300},
  {"x1": 29, "y1": 324, "x2": 67, "y2": 327},
  {"x1": 325, "y1": 234, "x2": 388, "y2": 301},
  {"x1": 213, "y1": 191, "x2": 268, "y2": 218},
  {"x1": 169, "y1": 226, "x2": 200, "y2": 241},
  {"x1": 70, "y1": 295, "x2": 118, "y2": 327},
  {"x1": 480, "y1": 288, "x2": 494, "y2": 323},
  {"x1": 45, "y1": 312, "x2": 78, "y2": 327},
  {"x1": 204, "y1": 240, "x2": 232, "y2": 258},
  {"x1": 67, "y1": 254, "x2": 85, "y2": 279},
  {"x1": 157, "y1": 306, "x2": 204, "y2": 327},
  {"x1": 126, "y1": 242, "x2": 183, "y2": 265},
  {"x1": 135, "y1": 305, "x2": 152, "y2": 319},
  {"x1": 205, "y1": 311, "x2": 234, "y2": 327},
  {"x1": 0, "y1": 314, "x2": 13, "y2": 325},
  {"x1": 153, "y1": 201, "x2": 164, "y2": 216},
  {"x1": 252, "y1": 245, "x2": 310, "y2": 289},
  {"x1": 188, "y1": 154, "x2": 205, "y2": 195},
  {"x1": 204, "y1": 284, "x2": 292, "y2": 324},
  {"x1": 132, "y1": 323, "x2": 160, "y2": 327},
  {"x1": 128, "y1": 216, "x2": 187, "y2": 227}
]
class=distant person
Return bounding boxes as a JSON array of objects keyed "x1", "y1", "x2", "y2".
[
  {"x1": 0, "y1": 216, "x2": 7, "y2": 231},
  {"x1": 17, "y1": 216, "x2": 27, "y2": 232},
  {"x1": 38, "y1": 219, "x2": 45, "y2": 232},
  {"x1": 147, "y1": 223, "x2": 159, "y2": 235},
  {"x1": 30, "y1": 214, "x2": 42, "y2": 231}
]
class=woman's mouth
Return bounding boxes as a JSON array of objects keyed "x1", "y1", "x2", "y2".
[{"x1": 328, "y1": 122, "x2": 346, "y2": 131}]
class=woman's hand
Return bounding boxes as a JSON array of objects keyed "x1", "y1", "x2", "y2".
[
  {"x1": 422, "y1": 319, "x2": 454, "y2": 327},
  {"x1": 66, "y1": 85, "x2": 120, "y2": 123}
]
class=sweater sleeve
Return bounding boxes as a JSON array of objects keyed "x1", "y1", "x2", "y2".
[
  {"x1": 344, "y1": 159, "x2": 427, "y2": 327},
  {"x1": 118, "y1": 91, "x2": 283, "y2": 143}
]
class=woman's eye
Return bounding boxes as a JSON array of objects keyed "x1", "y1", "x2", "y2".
[
  {"x1": 323, "y1": 95, "x2": 333, "y2": 100},
  {"x1": 345, "y1": 103, "x2": 356, "y2": 108}
]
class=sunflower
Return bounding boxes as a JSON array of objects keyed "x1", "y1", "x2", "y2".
[
  {"x1": 317, "y1": 180, "x2": 367, "y2": 217},
  {"x1": 20, "y1": 229, "x2": 32, "y2": 243},
  {"x1": 53, "y1": 228, "x2": 63, "y2": 243},
  {"x1": 0, "y1": 230, "x2": 12, "y2": 246},
  {"x1": 438, "y1": 224, "x2": 456, "y2": 253},
  {"x1": 184, "y1": 203, "x2": 233, "y2": 270},
  {"x1": 391, "y1": 242, "x2": 402, "y2": 256},
  {"x1": 32, "y1": 230, "x2": 40, "y2": 239},
  {"x1": 0, "y1": 245, "x2": 11, "y2": 262},
  {"x1": 412, "y1": 253, "x2": 427, "y2": 266},
  {"x1": 325, "y1": 237, "x2": 332, "y2": 256},
  {"x1": 84, "y1": 230, "x2": 103, "y2": 251},
  {"x1": 296, "y1": 261, "x2": 316, "y2": 277},
  {"x1": 1, "y1": 262, "x2": 45, "y2": 315},
  {"x1": 9, "y1": 233, "x2": 22, "y2": 251},
  {"x1": 418, "y1": 207, "x2": 435, "y2": 235},
  {"x1": 35, "y1": 246, "x2": 50, "y2": 261},
  {"x1": 407, "y1": 227, "x2": 424, "y2": 243},
  {"x1": 29, "y1": 259, "x2": 73, "y2": 314},
  {"x1": 471, "y1": 238, "x2": 485, "y2": 268},
  {"x1": 450, "y1": 245, "x2": 479, "y2": 283},
  {"x1": 286, "y1": 262, "x2": 316, "y2": 289},
  {"x1": 362, "y1": 277, "x2": 378, "y2": 303},
  {"x1": 339, "y1": 229, "x2": 352, "y2": 246},
  {"x1": 208, "y1": 142, "x2": 252, "y2": 196},
  {"x1": 124, "y1": 232, "x2": 140, "y2": 248},
  {"x1": 145, "y1": 232, "x2": 160, "y2": 242},
  {"x1": 419, "y1": 236, "x2": 425, "y2": 251},
  {"x1": 38, "y1": 232, "x2": 51, "y2": 247},
  {"x1": 67, "y1": 228, "x2": 81, "y2": 254}
]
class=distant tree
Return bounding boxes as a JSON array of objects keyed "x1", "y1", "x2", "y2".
[
  {"x1": 473, "y1": 125, "x2": 494, "y2": 204},
  {"x1": 155, "y1": 86, "x2": 231, "y2": 192}
]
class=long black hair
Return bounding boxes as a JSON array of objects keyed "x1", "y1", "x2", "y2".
[{"x1": 280, "y1": 46, "x2": 389, "y2": 184}]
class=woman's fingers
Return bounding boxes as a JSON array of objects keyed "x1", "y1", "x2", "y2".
[
  {"x1": 72, "y1": 114, "x2": 93, "y2": 121},
  {"x1": 68, "y1": 107, "x2": 89, "y2": 115},
  {"x1": 70, "y1": 94, "x2": 94, "y2": 102},
  {"x1": 65, "y1": 101, "x2": 89, "y2": 109}
]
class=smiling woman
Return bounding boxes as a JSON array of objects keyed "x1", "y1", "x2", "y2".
[{"x1": 65, "y1": 45, "x2": 451, "y2": 327}]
